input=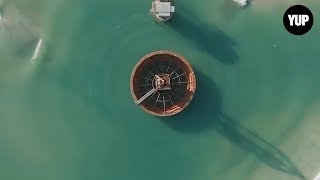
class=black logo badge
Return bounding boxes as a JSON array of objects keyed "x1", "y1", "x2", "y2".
[{"x1": 283, "y1": 5, "x2": 313, "y2": 35}]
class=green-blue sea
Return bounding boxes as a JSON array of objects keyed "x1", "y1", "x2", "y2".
[{"x1": 0, "y1": 0, "x2": 320, "y2": 179}]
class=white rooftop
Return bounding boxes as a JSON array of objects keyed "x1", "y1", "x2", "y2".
[
  {"x1": 158, "y1": 12, "x2": 171, "y2": 17},
  {"x1": 155, "y1": 2, "x2": 174, "y2": 13},
  {"x1": 151, "y1": 1, "x2": 175, "y2": 19}
]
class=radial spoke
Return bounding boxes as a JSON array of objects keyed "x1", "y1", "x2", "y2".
[
  {"x1": 146, "y1": 69, "x2": 155, "y2": 77},
  {"x1": 155, "y1": 92, "x2": 161, "y2": 106},
  {"x1": 171, "y1": 90, "x2": 182, "y2": 100},
  {"x1": 163, "y1": 94, "x2": 166, "y2": 113},
  {"x1": 171, "y1": 81, "x2": 190, "y2": 85},
  {"x1": 167, "y1": 94, "x2": 174, "y2": 106},
  {"x1": 140, "y1": 76, "x2": 153, "y2": 81},
  {"x1": 166, "y1": 61, "x2": 171, "y2": 74},
  {"x1": 153, "y1": 62, "x2": 158, "y2": 74},
  {"x1": 137, "y1": 83, "x2": 153, "y2": 86},
  {"x1": 170, "y1": 65, "x2": 180, "y2": 76},
  {"x1": 172, "y1": 72, "x2": 187, "y2": 80}
]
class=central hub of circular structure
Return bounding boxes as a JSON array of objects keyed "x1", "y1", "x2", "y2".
[
  {"x1": 154, "y1": 74, "x2": 171, "y2": 90},
  {"x1": 130, "y1": 50, "x2": 196, "y2": 116}
]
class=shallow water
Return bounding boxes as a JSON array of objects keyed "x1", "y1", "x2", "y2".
[{"x1": 0, "y1": 0, "x2": 320, "y2": 180}]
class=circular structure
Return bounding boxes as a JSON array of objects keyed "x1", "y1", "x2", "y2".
[{"x1": 130, "y1": 50, "x2": 196, "y2": 116}]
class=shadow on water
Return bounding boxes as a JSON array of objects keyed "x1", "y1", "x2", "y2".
[
  {"x1": 162, "y1": 70, "x2": 306, "y2": 180},
  {"x1": 216, "y1": 113, "x2": 306, "y2": 180},
  {"x1": 167, "y1": 6, "x2": 239, "y2": 65}
]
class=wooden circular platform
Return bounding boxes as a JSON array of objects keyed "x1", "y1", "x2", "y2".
[{"x1": 130, "y1": 50, "x2": 196, "y2": 116}]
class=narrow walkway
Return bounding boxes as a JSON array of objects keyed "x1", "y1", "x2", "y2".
[{"x1": 135, "y1": 88, "x2": 156, "y2": 105}]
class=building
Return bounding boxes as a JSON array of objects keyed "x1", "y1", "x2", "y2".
[{"x1": 150, "y1": 0, "x2": 175, "y2": 22}]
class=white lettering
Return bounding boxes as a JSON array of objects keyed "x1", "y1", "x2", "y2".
[
  {"x1": 295, "y1": 15, "x2": 302, "y2": 26},
  {"x1": 288, "y1": 14, "x2": 309, "y2": 26},
  {"x1": 302, "y1": 15, "x2": 309, "y2": 26},
  {"x1": 288, "y1": 15, "x2": 296, "y2": 26}
]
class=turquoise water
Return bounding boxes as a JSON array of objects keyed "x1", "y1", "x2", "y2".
[{"x1": 0, "y1": 0, "x2": 320, "y2": 180}]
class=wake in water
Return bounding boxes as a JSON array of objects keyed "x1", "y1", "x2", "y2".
[
  {"x1": 0, "y1": 0, "x2": 45, "y2": 81},
  {"x1": 30, "y1": 37, "x2": 43, "y2": 63},
  {"x1": 0, "y1": 1, "x2": 43, "y2": 62}
]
